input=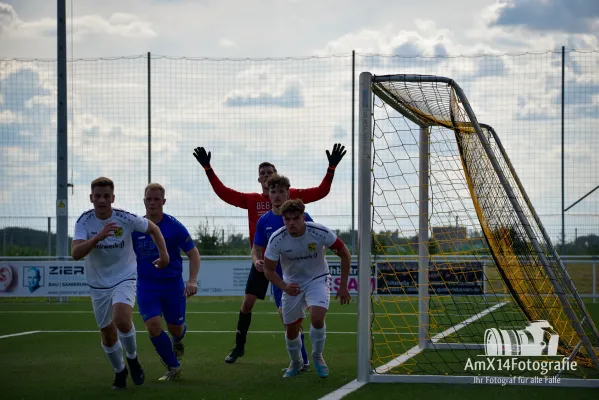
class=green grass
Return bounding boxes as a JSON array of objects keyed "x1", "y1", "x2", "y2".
[{"x1": 0, "y1": 298, "x2": 598, "y2": 399}]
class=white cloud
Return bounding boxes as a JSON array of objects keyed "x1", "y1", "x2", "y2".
[
  {"x1": 0, "y1": 3, "x2": 155, "y2": 42},
  {"x1": 218, "y1": 38, "x2": 237, "y2": 47}
]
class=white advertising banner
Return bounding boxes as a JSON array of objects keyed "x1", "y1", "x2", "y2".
[
  {"x1": 0, "y1": 259, "x2": 375, "y2": 297},
  {"x1": 0, "y1": 261, "x2": 90, "y2": 297}
]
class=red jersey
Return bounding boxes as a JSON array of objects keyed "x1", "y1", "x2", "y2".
[{"x1": 205, "y1": 168, "x2": 335, "y2": 247}]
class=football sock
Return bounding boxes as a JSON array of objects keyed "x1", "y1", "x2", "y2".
[
  {"x1": 118, "y1": 325, "x2": 138, "y2": 359},
  {"x1": 172, "y1": 323, "x2": 187, "y2": 344},
  {"x1": 102, "y1": 341, "x2": 125, "y2": 373},
  {"x1": 285, "y1": 334, "x2": 303, "y2": 364},
  {"x1": 151, "y1": 330, "x2": 180, "y2": 368},
  {"x1": 236, "y1": 312, "x2": 252, "y2": 349},
  {"x1": 300, "y1": 332, "x2": 309, "y2": 365},
  {"x1": 310, "y1": 323, "x2": 326, "y2": 356}
]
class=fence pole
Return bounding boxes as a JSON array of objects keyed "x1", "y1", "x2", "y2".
[
  {"x1": 593, "y1": 260, "x2": 597, "y2": 304},
  {"x1": 561, "y1": 45, "x2": 565, "y2": 254},
  {"x1": 147, "y1": 51, "x2": 152, "y2": 184},
  {"x1": 47, "y1": 217, "x2": 52, "y2": 256},
  {"x1": 351, "y1": 50, "x2": 356, "y2": 254},
  {"x1": 56, "y1": 0, "x2": 69, "y2": 258}
]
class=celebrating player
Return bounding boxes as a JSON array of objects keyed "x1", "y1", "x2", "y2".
[
  {"x1": 253, "y1": 175, "x2": 313, "y2": 371},
  {"x1": 263, "y1": 199, "x2": 351, "y2": 378},
  {"x1": 193, "y1": 143, "x2": 346, "y2": 364},
  {"x1": 72, "y1": 177, "x2": 170, "y2": 389},
  {"x1": 132, "y1": 183, "x2": 201, "y2": 381}
]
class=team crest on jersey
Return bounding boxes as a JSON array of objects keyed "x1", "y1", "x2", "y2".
[
  {"x1": 114, "y1": 227, "x2": 124, "y2": 237},
  {"x1": 308, "y1": 242, "x2": 316, "y2": 251}
]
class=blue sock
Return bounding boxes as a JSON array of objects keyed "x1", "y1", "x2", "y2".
[
  {"x1": 300, "y1": 332, "x2": 308, "y2": 365},
  {"x1": 150, "y1": 330, "x2": 180, "y2": 368},
  {"x1": 172, "y1": 323, "x2": 187, "y2": 344}
]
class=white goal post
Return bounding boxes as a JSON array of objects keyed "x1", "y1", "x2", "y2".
[{"x1": 356, "y1": 72, "x2": 599, "y2": 387}]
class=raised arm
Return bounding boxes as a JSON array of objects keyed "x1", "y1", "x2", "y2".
[
  {"x1": 289, "y1": 143, "x2": 346, "y2": 204},
  {"x1": 193, "y1": 147, "x2": 249, "y2": 209}
]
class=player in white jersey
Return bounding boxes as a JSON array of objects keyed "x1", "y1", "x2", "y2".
[
  {"x1": 72, "y1": 177, "x2": 170, "y2": 390},
  {"x1": 263, "y1": 199, "x2": 351, "y2": 378}
]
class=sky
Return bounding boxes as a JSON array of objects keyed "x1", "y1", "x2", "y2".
[{"x1": 0, "y1": 0, "x2": 598, "y2": 243}]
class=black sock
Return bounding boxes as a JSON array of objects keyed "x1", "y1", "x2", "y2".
[{"x1": 236, "y1": 312, "x2": 252, "y2": 349}]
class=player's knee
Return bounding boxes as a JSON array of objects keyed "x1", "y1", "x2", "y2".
[
  {"x1": 166, "y1": 322, "x2": 185, "y2": 337},
  {"x1": 145, "y1": 317, "x2": 162, "y2": 337},
  {"x1": 241, "y1": 295, "x2": 257, "y2": 313},
  {"x1": 113, "y1": 314, "x2": 132, "y2": 332},
  {"x1": 285, "y1": 319, "x2": 302, "y2": 339},
  {"x1": 311, "y1": 319, "x2": 325, "y2": 329},
  {"x1": 101, "y1": 323, "x2": 118, "y2": 347}
]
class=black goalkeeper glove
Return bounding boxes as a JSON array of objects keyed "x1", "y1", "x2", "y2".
[
  {"x1": 193, "y1": 147, "x2": 212, "y2": 169},
  {"x1": 326, "y1": 143, "x2": 347, "y2": 168}
]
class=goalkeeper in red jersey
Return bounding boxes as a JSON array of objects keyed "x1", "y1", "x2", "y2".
[{"x1": 193, "y1": 144, "x2": 346, "y2": 364}]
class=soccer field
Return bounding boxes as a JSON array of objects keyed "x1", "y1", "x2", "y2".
[{"x1": 0, "y1": 298, "x2": 597, "y2": 400}]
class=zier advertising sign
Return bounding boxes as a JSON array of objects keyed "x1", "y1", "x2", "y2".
[{"x1": 0, "y1": 259, "x2": 377, "y2": 297}]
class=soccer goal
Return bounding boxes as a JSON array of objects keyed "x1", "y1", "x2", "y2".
[{"x1": 356, "y1": 73, "x2": 599, "y2": 387}]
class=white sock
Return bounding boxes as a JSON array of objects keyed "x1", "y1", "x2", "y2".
[
  {"x1": 285, "y1": 334, "x2": 303, "y2": 363},
  {"x1": 102, "y1": 341, "x2": 125, "y2": 373},
  {"x1": 310, "y1": 323, "x2": 327, "y2": 356},
  {"x1": 118, "y1": 326, "x2": 137, "y2": 359}
]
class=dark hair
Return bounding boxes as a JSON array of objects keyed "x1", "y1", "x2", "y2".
[
  {"x1": 258, "y1": 162, "x2": 277, "y2": 173},
  {"x1": 281, "y1": 199, "x2": 305, "y2": 215},
  {"x1": 91, "y1": 177, "x2": 114, "y2": 191},
  {"x1": 266, "y1": 175, "x2": 291, "y2": 191}
]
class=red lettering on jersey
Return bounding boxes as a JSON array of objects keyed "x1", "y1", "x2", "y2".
[{"x1": 256, "y1": 202, "x2": 271, "y2": 211}]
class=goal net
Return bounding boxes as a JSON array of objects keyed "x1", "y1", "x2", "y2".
[{"x1": 356, "y1": 73, "x2": 599, "y2": 387}]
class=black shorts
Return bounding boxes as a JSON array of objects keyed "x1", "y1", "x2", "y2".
[{"x1": 245, "y1": 263, "x2": 270, "y2": 299}]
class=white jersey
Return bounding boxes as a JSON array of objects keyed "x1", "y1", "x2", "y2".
[
  {"x1": 74, "y1": 208, "x2": 148, "y2": 289},
  {"x1": 264, "y1": 221, "x2": 337, "y2": 286}
]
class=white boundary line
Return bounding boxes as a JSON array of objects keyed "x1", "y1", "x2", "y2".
[
  {"x1": 0, "y1": 310, "x2": 359, "y2": 315},
  {"x1": 0, "y1": 331, "x2": 40, "y2": 339},
  {"x1": 1, "y1": 329, "x2": 415, "y2": 336},
  {"x1": 318, "y1": 301, "x2": 508, "y2": 400}
]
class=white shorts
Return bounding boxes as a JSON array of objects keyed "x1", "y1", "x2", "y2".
[
  {"x1": 281, "y1": 275, "x2": 331, "y2": 325},
  {"x1": 89, "y1": 279, "x2": 137, "y2": 329}
]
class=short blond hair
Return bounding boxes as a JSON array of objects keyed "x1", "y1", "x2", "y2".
[
  {"x1": 144, "y1": 183, "x2": 165, "y2": 197},
  {"x1": 281, "y1": 199, "x2": 305, "y2": 216},
  {"x1": 91, "y1": 177, "x2": 114, "y2": 191},
  {"x1": 266, "y1": 175, "x2": 291, "y2": 191}
]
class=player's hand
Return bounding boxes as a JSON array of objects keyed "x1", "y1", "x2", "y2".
[
  {"x1": 184, "y1": 280, "x2": 198, "y2": 297},
  {"x1": 153, "y1": 253, "x2": 170, "y2": 269},
  {"x1": 254, "y1": 260, "x2": 265, "y2": 272},
  {"x1": 284, "y1": 283, "x2": 301, "y2": 296},
  {"x1": 193, "y1": 147, "x2": 212, "y2": 169},
  {"x1": 335, "y1": 285, "x2": 351, "y2": 305},
  {"x1": 326, "y1": 143, "x2": 347, "y2": 167},
  {"x1": 94, "y1": 222, "x2": 118, "y2": 241}
]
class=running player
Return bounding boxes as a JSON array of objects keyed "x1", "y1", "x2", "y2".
[{"x1": 72, "y1": 177, "x2": 170, "y2": 389}]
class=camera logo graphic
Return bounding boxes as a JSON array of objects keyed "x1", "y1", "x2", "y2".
[{"x1": 484, "y1": 320, "x2": 559, "y2": 356}]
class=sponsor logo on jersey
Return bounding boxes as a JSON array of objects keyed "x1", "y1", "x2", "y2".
[
  {"x1": 289, "y1": 253, "x2": 317, "y2": 261},
  {"x1": 114, "y1": 227, "x2": 124, "y2": 237},
  {"x1": 96, "y1": 241, "x2": 125, "y2": 249},
  {"x1": 308, "y1": 243, "x2": 316, "y2": 251}
]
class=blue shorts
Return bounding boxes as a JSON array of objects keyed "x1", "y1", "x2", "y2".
[{"x1": 137, "y1": 276, "x2": 186, "y2": 325}]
